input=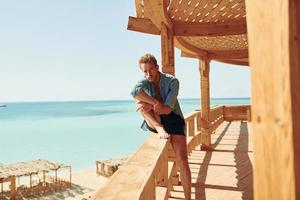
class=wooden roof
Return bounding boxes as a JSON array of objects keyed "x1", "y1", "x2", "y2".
[
  {"x1": 0, "y1": 159, "x2": 70, "y2": 179},
  {"x1": 128, "y1": 0, "x2": 248, "y2": 66}
]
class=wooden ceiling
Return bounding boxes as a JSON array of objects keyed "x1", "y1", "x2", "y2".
[{"x1": 128, "y1": 0, "x2": 249, "y2": 66}]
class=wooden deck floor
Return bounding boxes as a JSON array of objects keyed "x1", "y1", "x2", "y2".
[{"x1": 169, "y1": 121, "x2": 253, "y2": 200}]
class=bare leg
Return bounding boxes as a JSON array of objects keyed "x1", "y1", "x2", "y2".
[
  {"x1": 135, "y1": 91, "x2": 169, "y2": 139},
  {"x1": 171, "y1": 135, "x2": 191, "y2": 200},
  {"x1": 138, "y1": 106, "x2": 169, "y2": 139}
]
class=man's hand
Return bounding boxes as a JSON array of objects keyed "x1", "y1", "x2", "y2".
[
  {"x1": 153, "y1": 101, "x2": 163, "y2": 114},
  {"x1": 153, "y1": 102, "x2": 172, "y2": 115},
  {"x1": 136, "y1": 102, "x2": 153, "y2": 113}
]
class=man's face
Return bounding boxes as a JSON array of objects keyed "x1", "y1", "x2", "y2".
[{"x1": 140, "y1": 62, "x2": 159, "y2": 82}]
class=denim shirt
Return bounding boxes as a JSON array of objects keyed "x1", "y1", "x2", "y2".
[{"x1": 131, "y1": 73, "x2": 184, "y2": 130}]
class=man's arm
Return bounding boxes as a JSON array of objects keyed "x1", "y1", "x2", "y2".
[
  {"x1": 153, "y1": 102, "x2": 172, "y2": 115},
  {"x1": 134, "y1": 90, "x2": 158, "y2": 106},
  {"x1": 154, "y1": 78, "x2": 179, "y2": 115},
  {"x1": 135, "y1": 91, "x2": 171, "y2": 115}
]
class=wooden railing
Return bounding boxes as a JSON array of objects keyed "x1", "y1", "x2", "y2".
[
  {"x1": 223, "y1": 105, "x2": 251, "y2": 122},
  {"x1": 93, "y1": 111, "x2": 201, "y2": 200},
  {"x1": 93, "y1": 105, "x2": 251, "y2": 200}
]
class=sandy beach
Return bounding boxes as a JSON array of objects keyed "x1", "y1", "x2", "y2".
[
  {"x1": 0, "y1": 168, "x2": 109, "y2": 200},
  {"x1": 37, "y1": 168, "x2": 108, "y2": 200}
]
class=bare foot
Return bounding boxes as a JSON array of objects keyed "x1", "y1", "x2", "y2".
[{"x1": 156, "y1": 126, "x2": 169, "y2": 139}]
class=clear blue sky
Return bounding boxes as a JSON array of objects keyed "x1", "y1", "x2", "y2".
[{"x1": 0, "y1": 1, "x2": 250, "y2": 102}]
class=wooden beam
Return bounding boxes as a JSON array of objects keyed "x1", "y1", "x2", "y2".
[
  {"x1": 176, "y1": 37, "x2": 248, "y2": 60},
  {"x1": 127, "y1": 17, "x2": 247, "y2": 37},
  {"x1": 143, "y1": 0, "x2": 173, "y2": 30},
  {"x1": 127, "y1": 17, "x2": 160, "y2": 35},
  {"x1": 216, "y1": 59, "x2": 249, "y2": 66},
  {"x1": 176, "y1": 37, "x2": 209, "y2": 59},
  {"x1": 181, "y1": 52, "x2": 250, "y2": 66},
  {"x1": 246, "y1": 0, "x2": 300, "y2": 199},
  {"x1": 199, "y1": 58, "x2": 211, "y2": 150},
  {"x1": 134, "y1": 0, "x2": 143, "y2": 17},
  {"x1": 208, "y1": 49, "x2": 248, "y2": 60},
  {"x1": 181, "y1": 51, "x2": 199, "y2": 59},
  {"x1": 290, "y1": 0, "x2": 300, "y2": 197},
  {"x1": 161, "y1": 23, "x2": 175, "y2": 75},
  {"x1": 173, "y1": 21, "x2": 247, "y2": 36}
]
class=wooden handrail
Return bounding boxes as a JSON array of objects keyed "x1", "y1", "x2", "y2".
[
  {"x1": 184, "y1": 111, "x2": 198, "y2": 137},
  {"x1": 223, "y1": 105, "x2": 251, "y2": 121},
  {"x1": 93, "y1": 133, "x2": 169, "y2": 200}
]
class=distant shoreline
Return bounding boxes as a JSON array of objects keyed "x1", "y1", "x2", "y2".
[{"x1": 1, "y1": 97, "x2": 251, "y2": 104}]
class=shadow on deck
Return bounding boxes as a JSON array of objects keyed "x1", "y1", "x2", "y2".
[{"x1": 170, "y1": 121, "x2": 253, "y2": 200}]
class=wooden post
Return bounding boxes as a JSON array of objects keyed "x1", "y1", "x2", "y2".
[
  {"x1": 43, "y1": 171, "x2": 45, "y2": 184},
  {"x1": 10, "y1": 176, "x2": 16, "y2": 200},
  {"x1": 156, "y1": 149, "x2": 168, "y2": 187},
  {"x1": 199, "y1": 58, "x2": 211, "y2": 150},
  {"x1": 29, "y1": 174, "x2": 32, "y2": 188},
  {"x1": 161, "y1": 22, "x2": 175, "y2": 75},
  {"x1": 55, "y1": 169, "x2": 57, "y2": 182},
  {"x1": 140, "y1": 175, "x2": 155, "y2": 200},
  {"x1": 246, "y1": 0, "x2": 300, "y2": 199},
  {"x1": 188, "y1": 117, "x2": 195, "y2": 137},
  {"x1": 69, "y1": 166, "x2": 72, "y2": 187}
]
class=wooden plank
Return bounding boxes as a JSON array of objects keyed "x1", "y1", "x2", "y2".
[
  {"x1": 290, "y1": 2, "x2": 300, "y2": 196},
  {"x1": 155, "y1": 147, "x2": 168, "y2": 187},
  {"x1": 193, "y1": 0, "x2": 220, "y2": 22},
  {"x1": 208, "y1": 49, "x2": 248, "y2": 60},
  {"x1": 140, "y1": 175, "x2": 155, "y2": 200},
  {"x1": 209, "y1": 106, "x2": 223, "y2": 123},
  {"x1": 160, "y1": 161, "x2": 176, "y2": 199},
  {"x1": 177, "y1": 37, "x2": 248, "y2": 60},
  {"x1": 196, "y1": 112, "x2": 202, "y2": 132},
  {"x1": 208, "y1": 116, "x2": 224, "y2": 133},
  {"x1": 173, "y1": 21, "x2": 247, "y2": 36},
  {"x1": 135, "y1": 0, "x2": 143, "y2": 17},
  {"x1": 168, "y1": 161, "x2": 179, "y2": 186},
  {"x1": 127, "y1": 16, "x2": 160, "y2": 35},
  {"x1": 143, "y1": 0, "x2": 173, "y2": 30},
  {"x1": 184, "y1": 111, "x2": 197, "y2": 122},
  {"x1": 143, "y1": 0, "x2": 162, "y2": 30},
  {"x1": 184, "y1": 111, "x2": 197, "y2": 137},
  {"x1": 176, "y1": 37, "x2": 209, "y2": 59},
  {"x1": 216, "y1": 59, "x2": 249, "y2": 66},
  {"x1": 181, "y1": 51, "x2": 198, "y2": 59},
  {"x1": 246, "y1": 0, "x2": 300, "y2": 199},
  {"x1": 187, "y1": 118, "x2": 195, "y2": 137},
  {"x1": 223, "y1": 105, "x2": 251, "y2": 121},
  {"x1": 93, "y1": 134, "x2": 168, "y2": 200}
]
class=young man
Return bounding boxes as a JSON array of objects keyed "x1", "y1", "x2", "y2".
[{"x1": 131, "y1": 53, "x2": 191, "y2": 200}]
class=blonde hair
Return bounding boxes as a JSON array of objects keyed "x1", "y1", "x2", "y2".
[{"x1": 138, "y1": 53, "x2": 158, "y2": 66}]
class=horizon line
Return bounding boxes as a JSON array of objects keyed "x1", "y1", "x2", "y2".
[{"x1": 1, "y1": 97, "x2": 251, "y2": 104}]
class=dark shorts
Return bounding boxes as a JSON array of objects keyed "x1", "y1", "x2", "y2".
[{"x1": 145, "y1": 111, "x2": 186, "y2": 136}]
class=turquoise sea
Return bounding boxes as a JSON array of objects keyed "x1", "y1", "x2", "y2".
[{"x1": 0, "y1": 98, "x2": 249, "y2": 171}]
